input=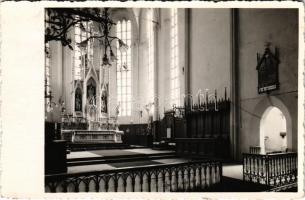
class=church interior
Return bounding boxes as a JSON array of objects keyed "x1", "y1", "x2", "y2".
[{"x1": 44, "y1": 7, "x2": 299, "y2": 192}]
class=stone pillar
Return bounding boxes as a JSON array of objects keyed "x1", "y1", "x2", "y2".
[{"x1": 230, "y1": 9, "x2": 240, "y2": 160}]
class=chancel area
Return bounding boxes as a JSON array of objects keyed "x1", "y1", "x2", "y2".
[{"x1": 44, "y1": 7, "x2": 299, "y2": 192}]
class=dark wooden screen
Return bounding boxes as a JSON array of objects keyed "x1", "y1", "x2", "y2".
[
  {"x1": 176, "y1": 97, "x2": 231, "y2": 159},
  {"x1": 119, "y1": 124, "x2": 153, "y2": 147},
  {"x1": 186, "y1": 99, "x2": 230, "y2": 138},
  {"x1": 160, "y1": 110, "x2": 186, "y2": 141}
]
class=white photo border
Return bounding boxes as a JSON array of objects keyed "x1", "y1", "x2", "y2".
[{"x1": 0, "y1": 1, "x2": 304, "y2": 199}]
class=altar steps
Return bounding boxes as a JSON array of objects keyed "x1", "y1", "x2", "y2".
[
  {"x1": 67, "y1": 152, "x2": 177, "y2": 167},
  {"x1": 67, "y1": 143, "x2": 130, "y2": 151}
]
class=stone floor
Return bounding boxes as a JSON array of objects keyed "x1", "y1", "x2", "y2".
[
  {"x1": 67, "y1": 148, "x2": 244, "y2": 181},
  {"x1": 68, "y1": 157, "x2": 189, "y2": 173},
  {"x1": 67, "y1": 148, "x2": 174, "y2": 159},
  {"x1": 67, "y1": 148, "x2": 180, "y2": 174},
  {"x1": 223, "y1": 164, "x2": 243, "y2": 180},
  {"x1": 68, "y1": 163, "x2": 116, "y2": 173}
]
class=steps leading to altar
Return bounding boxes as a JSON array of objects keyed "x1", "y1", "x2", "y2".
[
  {"x1": 62, "y1": 129, "x2": 124, "y2": 143},
  {"x1": 67, "y1": 142, "x2": 130, "y2": 151},
  {"x1": 67, "y1": 152, "x2": 177, "y2": 166}
]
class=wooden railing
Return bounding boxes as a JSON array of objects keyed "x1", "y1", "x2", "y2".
[
  {"x1": 45, "y1": 160, "x2": 222, "y2": 192},
  {"x1": 243, "y1": 152, "x2": 297, "y2": 187}
]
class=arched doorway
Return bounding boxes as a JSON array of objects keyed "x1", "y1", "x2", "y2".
[{"x1": 260, "y1": 106, "x2": 287, "y2": 154}]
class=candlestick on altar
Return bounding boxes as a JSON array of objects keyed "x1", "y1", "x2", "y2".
[
  {"x1": 184, "y1": 94, "x2": 192, "y2": 110},
  {"x1": 197, "y1": 89, "x2": 201, "y2": 107},
  {"x1": 190, "y1": 95, "x2": 193, "y2": 111},
  {"x1": 215, "y1": 89, "x2": 218, "y2": 111},
  {"x1": 199, "y1": 92, "x2": 205, "y2": 111},
  {"x1": 225, "y1": 87, "x2": 227, "y2": 101},
  {"x1": 205, "y1": 89, "x2": 209, "y2": 111}
]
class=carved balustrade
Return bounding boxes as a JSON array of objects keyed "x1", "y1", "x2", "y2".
[{"x1": 46, "y1": 160, "x2": 222, "y2": 192}]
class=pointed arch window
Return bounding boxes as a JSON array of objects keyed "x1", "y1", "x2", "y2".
[
  {"x1": 116, "y1": 20, "x2": 132, "y2": 116},
  {"x1": 147, "y1": 9, "x2": 155, "y2": 102},
  {"x1": 170, "y1": 8, "x2": 180, "y2": 107}
]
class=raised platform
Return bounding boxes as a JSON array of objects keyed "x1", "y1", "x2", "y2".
[
  {"x1": 67, "y1": 148, "x2": 177, "y2": 170},
  {"x1": 62, "y1": 129, "x2": 124, "y2": 143},
  {"x1": 67, "y1": 143, "x2": 130, "y2": 151}
]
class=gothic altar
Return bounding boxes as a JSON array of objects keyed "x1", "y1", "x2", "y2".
[
  {"x1": 60, "y1": 60, "x2": 124, "y2": 144},
  {"x1": 61, "y1": 115, "x2": 123, "y2": 144}
]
